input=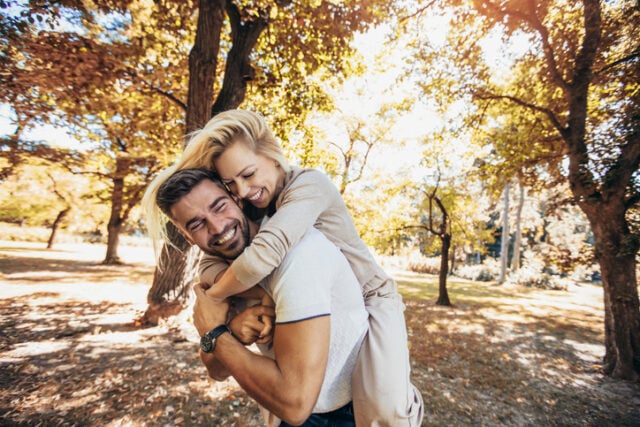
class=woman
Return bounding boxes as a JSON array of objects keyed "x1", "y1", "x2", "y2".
[{"x1": 146, "y1": 110, "x2": 423, "y2": 426}]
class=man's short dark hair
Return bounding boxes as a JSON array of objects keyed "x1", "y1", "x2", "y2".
[{"x1": 156, "y1": 168, "x2": 226, "y2": 217}]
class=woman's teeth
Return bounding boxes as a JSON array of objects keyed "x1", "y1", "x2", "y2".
[{"x1": 248, "y1": 189, "x2": 263, "y2": 201}]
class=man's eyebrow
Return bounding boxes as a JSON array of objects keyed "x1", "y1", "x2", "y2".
[
  {"x1": 209, "y1": 195, "x2": 228, "y2": 209},
  {"x1": 184, "y1": 195, "x2": 227, "y2": 230}
]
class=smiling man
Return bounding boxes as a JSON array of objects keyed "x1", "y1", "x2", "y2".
[{"x1": 153, "y1": 168, "x2": 368, "y2": 427}]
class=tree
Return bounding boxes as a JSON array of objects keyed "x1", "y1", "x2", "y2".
[
  {"x1": 147, "y1": 0, "x2": 400, "y2": 323},
  {"x1": 419, "y1": 175, "x2": 453, "y2": 306},
  {"x1": 409, "y1": 0, "x2": 640, "y2": 380},
  {"x1": 499, "y1": 181, "x2": 511, "y2": 283},
  {"x1": 1, "y1": 1, "x2": 187, "y2": 265},
  {"x1": 45, "y1": 171, "x2": 71, "y2": 249}
]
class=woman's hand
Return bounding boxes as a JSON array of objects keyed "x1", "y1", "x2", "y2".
[{"x1": 229, "y1": 304, "x2": 276, "y2": 345}]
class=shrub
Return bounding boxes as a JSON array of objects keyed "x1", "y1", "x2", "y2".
[
  {"x1": 455, "y1": 258, "x2": 500, "y2": 282},
  {"x1": 407, "y1": 254, "x2": 441, "y2": 275}
]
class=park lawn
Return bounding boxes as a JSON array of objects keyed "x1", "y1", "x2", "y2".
[{"x1": 1, "y1": 241, "x2": 639, "y2": 426}]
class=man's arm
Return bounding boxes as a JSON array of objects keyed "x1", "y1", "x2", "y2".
[
  {"x1": 193, "y1": 284, "x2": 330, "y2": 425},
  {"x1": 200, "y1": 317, "x2": 330, "y2": 425}
]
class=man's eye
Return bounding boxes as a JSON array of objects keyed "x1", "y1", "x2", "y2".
[
  {"x1": 189, "y1": 221, "x2": 203, "y2": 232},
  {"x1": 215, "y1": 202, "x2": 227, "y2": 212}
]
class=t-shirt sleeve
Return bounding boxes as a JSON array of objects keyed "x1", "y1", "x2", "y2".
[
  {"x1": 268, "y1": 230, "x2": 333, "y2": 324},
  {"x1": 198, "y1": 252, "x2": 231, "y2": 284},
  {"x1": 231, "y1": 169, "x2": 339, "y2": 287}
]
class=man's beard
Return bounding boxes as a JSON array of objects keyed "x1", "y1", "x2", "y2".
[{"x1": 202, "y1": 217, "x2": 251, "y2": 260}]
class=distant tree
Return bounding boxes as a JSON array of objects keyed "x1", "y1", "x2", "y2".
[{"x1": 45, "y1": 171, "x2": 71, "y2": 249}]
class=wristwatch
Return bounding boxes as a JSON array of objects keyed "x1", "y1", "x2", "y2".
[{"x1": 200, "y1": 324, "x2": 231, "y2": 353}]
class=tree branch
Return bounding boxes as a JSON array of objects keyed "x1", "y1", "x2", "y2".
[{"x1": 474, "y1": 91, "x2": 569, "y2": 138}]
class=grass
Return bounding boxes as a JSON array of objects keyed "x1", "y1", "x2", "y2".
[{"x1": 1, "y1": 241, "x2": 639, "y2": 426}]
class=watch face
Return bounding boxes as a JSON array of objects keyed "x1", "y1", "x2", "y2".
[{"x1": 200, "y1": 335, "x2": 213, "y2": 353}]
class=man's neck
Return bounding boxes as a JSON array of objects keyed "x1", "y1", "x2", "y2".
[{"x1": 248, "y1": 220, "x2": 259, "y2": 242}]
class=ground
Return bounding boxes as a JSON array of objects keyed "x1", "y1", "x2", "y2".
[{"x1": 1, "y1": 241, "x2": 639, "y2": 426}]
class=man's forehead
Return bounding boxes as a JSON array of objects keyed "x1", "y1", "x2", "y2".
[{"x1": 171, "y1": 179, "x2": 230, "y2": 217}]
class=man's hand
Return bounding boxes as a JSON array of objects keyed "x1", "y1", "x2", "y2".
[
  {"x1": 193, "y1": 282, "x2": 230, "y2": 336},
  {"x1": 229, "y1": 304, "x2": 276, "y2": 345}
]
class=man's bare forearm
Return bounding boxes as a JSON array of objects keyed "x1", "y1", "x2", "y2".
[{"x1": 202, "y1": 318, "x2": 329, "y2": 425}]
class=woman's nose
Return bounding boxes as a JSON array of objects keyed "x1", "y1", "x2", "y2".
[{"x1": 236, "y1": 180, "x2": 250, "y2": 199}]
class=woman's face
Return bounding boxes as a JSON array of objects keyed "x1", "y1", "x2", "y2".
[{"x1": 214, "y1": 139, "x2": 284, "y2": 209}]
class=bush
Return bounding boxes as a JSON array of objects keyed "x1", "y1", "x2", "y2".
[
  {"x1": 407, "y1": 254, "x2": 441, "y2": 275},
  {"x1": 455, "y1": 258, "x2": 500, "y2": 282},
  {"x1": 504, "y1": 267, "x2": 570, "y2": 290}
]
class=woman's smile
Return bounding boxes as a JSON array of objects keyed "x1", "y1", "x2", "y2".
[{"x1": 214, "y1": 139, "x2": 285, "y2": 209}]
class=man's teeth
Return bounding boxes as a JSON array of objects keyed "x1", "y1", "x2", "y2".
[
  {"x1": 216, "y1": 228, "x2": 235, "y2": 245},
  {"x1": 248, "y1": 189, "x2": 262, "y2": 201}
]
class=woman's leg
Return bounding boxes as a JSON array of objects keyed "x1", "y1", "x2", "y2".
[{"x1": 352, "y1": 280, "x2": 424, "y2": 426}]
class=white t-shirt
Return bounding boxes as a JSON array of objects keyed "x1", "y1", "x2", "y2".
[{"x1": 258, "y1": 226, "x2": 368, "y2": 413}]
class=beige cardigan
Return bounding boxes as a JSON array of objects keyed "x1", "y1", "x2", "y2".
[{"x1": 198, "y1": 166, "x2": 390, "y2": 294}]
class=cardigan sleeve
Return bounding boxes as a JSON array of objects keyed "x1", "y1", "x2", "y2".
[{"x1": 230, "y1": 169, "x2": 338, "y2": 287}]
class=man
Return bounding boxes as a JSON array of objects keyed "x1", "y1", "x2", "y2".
[{"x1": 154, "y1": 168, "x2": 368, "y2": 426}]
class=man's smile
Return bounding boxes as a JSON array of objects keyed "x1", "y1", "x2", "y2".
[{"x1": 215, "y1": 227, "x2": 236, "y2": 245}]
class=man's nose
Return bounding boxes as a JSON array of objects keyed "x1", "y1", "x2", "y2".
[{"x1": 205, "y1": 216, "x2": 225, "y2": 235}]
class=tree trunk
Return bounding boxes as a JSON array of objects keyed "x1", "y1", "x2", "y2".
[
  {"x1": 512, "y1": 182, "x2": 525, "y2": 271},
  {"x1": 436, "y1": 233, "x2": 452, "y2": 306},
  {"x1": 145, "y1": 1, "x2": 271, "y2": 325},
  {"x1": 582, "y1": 202, "x2": 640, "y2": 381},
  {"x1": 141, "y1": 223, "x2": 200, "y2": 325},
  {"x1": 46, "y1": 206, "x2": 70, "y2": 249},
  {"x1": 185, "y1": 0, "x2": 225, "y2": 135},
  {"x1": 103, "y1": 220, "x2": 123, "y2": 265},
  {"x1": 103, "y1": 156, "x2": 130, "y2": 265},
  {"x1": 498, "y1": 182, "x2": 510, "y2": 283},
  {"x1": 449, "y1": 245, "x2": 456, "y2": 275}
]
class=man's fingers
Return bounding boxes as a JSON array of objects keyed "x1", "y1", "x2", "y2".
[
  {"x1": 193, "y1": 282, "x2": 207, "y2": 297},
  {"x1": 257, "y1": 305, "x2": 275, "y2": 318}
]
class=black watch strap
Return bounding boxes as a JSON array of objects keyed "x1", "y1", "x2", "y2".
[{"x1": 200, "y1": 324, "x2": 231, "y2": 353}]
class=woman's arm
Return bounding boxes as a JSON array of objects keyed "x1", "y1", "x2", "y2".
[{"x1": 206, "y1": 169, "x2": 339, "y2": 298}]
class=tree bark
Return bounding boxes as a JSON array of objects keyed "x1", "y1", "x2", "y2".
[
  {"x1": 499, "y1": 181, "x2": 510, "y2": 284},
  {"x1": 512, "y1": 182, "x2": 525, "y2": 271},
  {"x1": 211, "y1": 0, "x2": 269, "y2": 115},
  {"x1": 436, "y1": 233, "x2": 452, "y2": 306},
  {"x1": 185, "y1": 0, "x2": 225, "y2": 135},
  {"x1": 581, "y1": 202, "x2": 640, "y2": 381},
  {"x1": 141, "y1": 223, "x2": 200, "y2": 325},
  {"x1": 103, "y1": 157, "x2": 127, "y2": 265},
  {"x1": 46, "y1": 206, "x2": 70, "y2": 249}
]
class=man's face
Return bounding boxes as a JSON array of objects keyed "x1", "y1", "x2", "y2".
[{"x1": 170, "y1": 179, "x2": 251, "y2": 259}]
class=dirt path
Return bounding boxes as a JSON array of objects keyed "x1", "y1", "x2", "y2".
[{"x1": 1, "y1": 241, "x2": 639, "y2": 426}]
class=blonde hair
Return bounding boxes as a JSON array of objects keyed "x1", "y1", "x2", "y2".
[{"x1": 142, "y1": 109, "x2": 290, "y2": 250}]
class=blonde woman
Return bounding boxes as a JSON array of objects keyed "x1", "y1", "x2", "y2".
[{"x1": 143, "y1": 110, "x2": 423, "y2": 426}]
